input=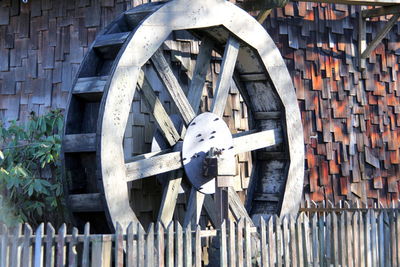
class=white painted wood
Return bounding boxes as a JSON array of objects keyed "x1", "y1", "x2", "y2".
[
  {"x1": 125, "y1": 151, "x2": 182, "y2": 181},
  {"x1": 151, "y1": 49, "x2": 196, "y2": 125},
  {"x1": 233, "y1": 129, "x2": 281, "y2": 154},
  {"x1": 211, "y1": 37, "x2": 240, "y2": 117}
]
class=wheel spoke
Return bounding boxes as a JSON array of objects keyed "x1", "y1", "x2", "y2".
[
  {"x1": 151, "y1": 48, "x2": 196, "y2": 125},
  {"x1": 183, "y1": 188, "x2": 205, "y2": 227},
  {"x1": 232, "y1": 129, "x2": 282, "y2": 154},
  {"x1": 137, "y1": 70, "x2": 181, "y2": 146},
  {"x1": 227, "y1": 187, "x2": 254, "y2": 226},
  {"x1": 187, "y1": 38, "x2": 214, "y2": 114},
  {"x1": 125, "y1": 149, "x2": 182, "y2": 181},
  {"x1": 157, "y1": 169, "x2": 183, "y2": 227},
  {"x1": 210, "y1": 37, "x2": 240, "y2": 117}
]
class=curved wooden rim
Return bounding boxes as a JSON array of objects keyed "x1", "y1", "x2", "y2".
[{"x1": 98, "y1": 0, "x2": 304, "y2": 230}]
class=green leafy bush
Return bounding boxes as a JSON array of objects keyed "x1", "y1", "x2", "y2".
[{"x1": 0, "y1": 110, "x2": 66, "y2": 226}]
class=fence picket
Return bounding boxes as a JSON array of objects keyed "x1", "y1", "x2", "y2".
[
  {"x1": 289, "y1": 216, "x2": 297, "y2": 267},
  {"x1": 282, "y1": 216, "x2": 290, "y2": 267},
  {"x1": 91, "y1": 235, "x2": 103, "y2": 267},
  {"x1": 365, "y1": 210, "x2": 372, "y2": 267},
  {"x1": 332, "y1": 212, "x2": 339, "y2": 267},
  {"x1": 339, "y1": 212, "x2": 346, "y2": 267},
  {"x1": 352, "y1": 212, "x2": 359, "y2": 267},
  {"x1": 237, "y1": 218, "x2": 244, "y2": 267},
  {"x1": 383, "y1": 211, "x2": 390, "y2": 267},
  {"x1": 82, "y1": 223, "x2": 90, "y2": 267},
  {"x1": 296, "y1": 214, "x2": 304, "y2": 267},
  {"x1": 126, "y1": 222, "x2": 137, "y2": 267},
  {"x1": 346, "y1": 211, "x2": 353, "y2": 267},
  {"x1": 138, "y1": 224, "x2": 145, "y2": 267},
  {"x1": 34, "y1": 224, "x2": 43, "y2": 267},
  {"x1": 45, "y1": 223, "x2": 55, "y2": 267},
  {"x1": 194, "y1": 225, "x2": 201, "y2": 267},
  {"x1": 183, "y1": 224, "x2": 191, "y2": 267},
  {"x1": 370, "y1": 210, "x2": 378, "y2": 267},
  {"x1": 390, "y1": 211, "x2": 397, "y2": 267},
  {"x1": 303, "y1": 213, "x2": 312, "y2": 266},
  {"x1": 359, "y1": 211, "x2": 365, "y2": 267},
  {"x1": 22, "y1": 224, "x2": 32, "y2": 267},
  {"x1": 244, "y1": 218, "x2": 252, "y2": 267},
  {"x1": 396, "y1": 210, "x2": 400, "y2": 267},
  {"x1": 175, "y1": 222, "x2": 183, "y2": 267},
  {"x1": 0, "y1": 224, "x2": 8, "y2": 267},
  {"x1": 146, "y1": 223, "x2": 155, "y2": 267},
  {"x1": 114, "y1": 223, "x2": 123, "y2": 267},
  {"x1": 311, "y1": 214, "x2": 318, "y2": 267},
  {"x1": 260, "y1": 218, "x2": 268, "y2": 267},
  {"x1": 228, "y1": 220, "x2": 236, "y2": 267},
  {"x1": 56, "y1": 224, "x2": 66, "y2": 267},
  {"x1": 156, "y1": 223, "x2": 164, "y2": 267},
  {"x1": 10, "y1": 224, "x2": 21, "y2": 267},
  {"x1": 378, "y1": 211, "x2": 384, "y2": 267},
  {"x1": 68, "y1": 227, "x2": 78, "y2": 267},
  {"x1": 220, "y1": 220, "x2": 227, "y2": 266},
  {"x1": 166, "y1": 222, "x2": 174, "y2": 267},
  {"x1": 275, "y1": 216, "x2": 282, "y2": 267}
]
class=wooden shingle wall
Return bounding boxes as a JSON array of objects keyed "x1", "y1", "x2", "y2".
[
  {"x1": 266, "y1": 2, "x2": 400, "y2": 207},
  {"x1": 0, "y1": 0, "x2": 400, "y2": 207}
]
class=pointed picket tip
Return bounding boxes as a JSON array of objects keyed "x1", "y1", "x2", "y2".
[
  {"x1": 46, "y1": 222, "x2": 55, "y2": 234},
  {"x1": 115, "y1": 222, "x2": 123, "y2": 233},
  {"x1": 175, "y1": 221, "x2": 182, "y2": 231},
  {"x1": 148, "y1": 222, "x2": 155, "y2": 233},
  {"x1": 35, "y1": 223, "x2": 44, "y2": 234},
  {"x1": 83, "y1": 222, "x2": 90, "y2": 235},
  {"x1": 58, "y1": 223, "x2": 66, "y2": 233},
  {"x1": 327, "y1": 199, "x2": 334, "y2": 208}
]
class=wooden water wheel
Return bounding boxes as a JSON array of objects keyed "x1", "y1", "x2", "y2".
[{"x1": 62, "y1": 0, "x2": 304, "y2": 233}]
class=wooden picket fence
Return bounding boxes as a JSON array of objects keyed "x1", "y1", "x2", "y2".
[{"x1": 1, "y1": 210, "x2": 400, "y2": 266}]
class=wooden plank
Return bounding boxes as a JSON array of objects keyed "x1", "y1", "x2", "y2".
[
  {"x1": 232, "y1": 129, "x2": 281, "y2": 155},
  {"x1": 311, "y1": 214, "x2": 319, "y2": 267},
  {"x1": 371, "y1": 210, "x2": 378, "y2": 267},
  {"x1": 63, "y1": 133, "x2": 96, "y2": 153},
  {"x1": 359, "y1": 211, "x2": 365, "y2": 267},
  {"x1": 68, "y1": 193, "x2": 103, "y2": 212},
  {"x1": 275, "y1": 216, "x2": 282, "y2": 267},
  {"x1": 396, "y1": 210, "x2": 400, "y2": 267},
  {"x1": 34, "y1": 224, "x2": 44, "y2": 267},
  {"x1": 384, "y1": 211, "x2": 391, "y2": 267},
  {"x1": 183, "y1": 188, "x2": 205, "y2": 228},
  {"x1": 378, "y1": 212, "x2": 385, "y2": 267},
  {"x1": 137, "y1": 70, "x2": 180, "y2": 147},
  {"x1": 187, "y1": 37, "x2": 213, "y2": 114},
  {"x1": 254, "y1": 111, "x2": 282, "y2": 120},
  {"x1": 10, "y1": 224, "x2": 21, "y2": 267},
  {"x1": 156, "y1": 223, "x2": 164, "y2": 267},
  {"x1": 228, "y1": 188, "x2": 253, "y2": 225},
  {"x1": 353, "y1": 212, "x2": 360, "y2": 267},
  {"x1": 194, "y1": 226, "x2": 201, "y2": 267},
  {"x1": 361, "y1": 13, "x2": 400, "y2": 59},
  {"x1": 296, "y1": 214, "x2": 304, "y2": 267},
  {"x1": 283, "y1": 217, "x2": 290, "y2": 266},
  {"x1": 175, "y1": 223, "x2": 183, "y2": 267},
  {"x1": 253, "y1": 193, "x2": 281, "y2": 202},
  {"x1": 45, "y1": 223, "x2": 55, "y2": 267},
  {"x1": 260, "y1": 218, "x2": 268, "y2": 267},
  {"x1": 82, "y1": 223, "x2": 90, "y2": 267},
  {"x1": 157, "y1": 171, "x2": 183, "y2": 226},
  {"x1": 183, "y1": 224, "x2": 192, "y2": 267},
  {"x1": 68, "y1": 228, "x2": 78, "y2": 267},
  {"x1": 244, "y1": 218, "x2": 252, "y2": 267},
  {"x1": 237, "y1": 219, "x2": 244, "y2": 267},
  {"x1": 125, "y1": 151, "x2": 182, "y2": 181},
  {"x1": 56, "y1": 224, "x2": 66, "y2": 267},
  {"x1": 166, "y1": 222, "x2": 174, "y2": 267},
  {"x1": 228, "y1": 220, "x2": 237, "y2": 267},
  {"x1": 124, "y1": 3, "x2": 164, "y2": 27},
  {"x1": 340, "y1": 212, "x2": 346, "y2": 266},
  {"x1": 325, "y1": 213, "x2": 332, "y2": 267},
  {"x1": 220, "y1": 221, "x2": 228, "y2": 266},
  {"x1": 115, "y1": 223, "x2": 123, "y2": 267},
  {"x1": 365, "y1": 210, "x2": 372, "y2": 267},
  {"x1": 0, "y1": 224, "x2": 8, "y2": 267},
  {"x1": 73, "y1": 76, "x2": 107, "y2": 100},
  {"x1": 239, "y1": 73, "x2": 267, "y2": 82},
  {"x1": 146, "y1": 224, "x2": 155, "y2": 267},
  {"x1": 211, "y1": 37, "x2": 240, "y2": 118},
  {"x1": 151, "y1": 49, "x2": 196, "y2": 125},
  {"x1": 91, "y1": 236, "x2": 102, "y2": 267},
  {"x1": 126, "y1": 223, "x2": 137, "y2": 267},
  {"x1": 390, "y1": 211, "x2": 397, "y2": 267},
  {"x1": 362, "y1": 5, "x2": 400, "y2": 17},
  {"x1": 346, "y1": 211, "x2": 353, "y2": 267},
  {"x1": 332, "y1": 212, "x2": 339, "y2": 267},
  {"x1": 22, "y1": 224, "x2": 32, "y2": 267},
  {"x1": 138, "y1": 225, "x2": 145, "y2": 267},
  {"x1": 94, "y1": 32, "x2": 130, "y2": 49}
]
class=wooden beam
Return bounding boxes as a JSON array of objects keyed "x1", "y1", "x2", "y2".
[
  {"x1": 296, "y1": 0, "x2": 400, "y2": 6},
  {"x1": 137, "y1": 70, "x2": 180, "y2": 147},
  {"x1": 227, "y1": 188, "x2": 255, "y2": 226},
  {"x1": 73, "y1": 76, "x2": 107, "y2": 101},
  {"x1": 239, "y1": 73, "x2": 267, "y2": 82},
  {"x1": 361, "y1": 13, "x2": 400, "y2": 58},
  {"x1": 187, "y1": 38, "x2": 214, "y2": 114},
  {"x1": 94, "y1": 32, "x2": 130, "y2": 49},
  {"x1": 68, "y1": 193, "x2": 103, "y2": 212},
  {"x1": 254, "y1": 111, "x2": 282, "y2": 120},
  {"x1": 183, "y1": 188, "x2": 205, "y2": 228},
  {"x1": 63, "y1": 133, "x2": 96, "y2": 153},
  {"x1": 211, "y1": 37, "x2": 240, "y2": 117},
  {"x1": 233, "y1": 129, "x2": 281, "y2": 154},
  {"x1": 151, "y1": 49, "x2": 196, "y2": 125},
  {"x1": 125, "y1": 151, "x2": 182, "y2": 181},
  {"x1": 362, "y1": 5, "x2": 400, "y2": 17}
]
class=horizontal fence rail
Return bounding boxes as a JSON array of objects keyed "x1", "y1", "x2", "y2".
[{"x1": 1, "y1": 210, "x2": 400, "y2": 266}]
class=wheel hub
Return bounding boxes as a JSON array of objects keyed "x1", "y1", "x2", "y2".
[{"x1": 182, "y1": 112, "x2": 234, "y2": 194}]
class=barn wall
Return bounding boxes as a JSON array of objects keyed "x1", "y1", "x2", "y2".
[{"x1": 0, "y1": 0, "x2": 399, "y2": 207}]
